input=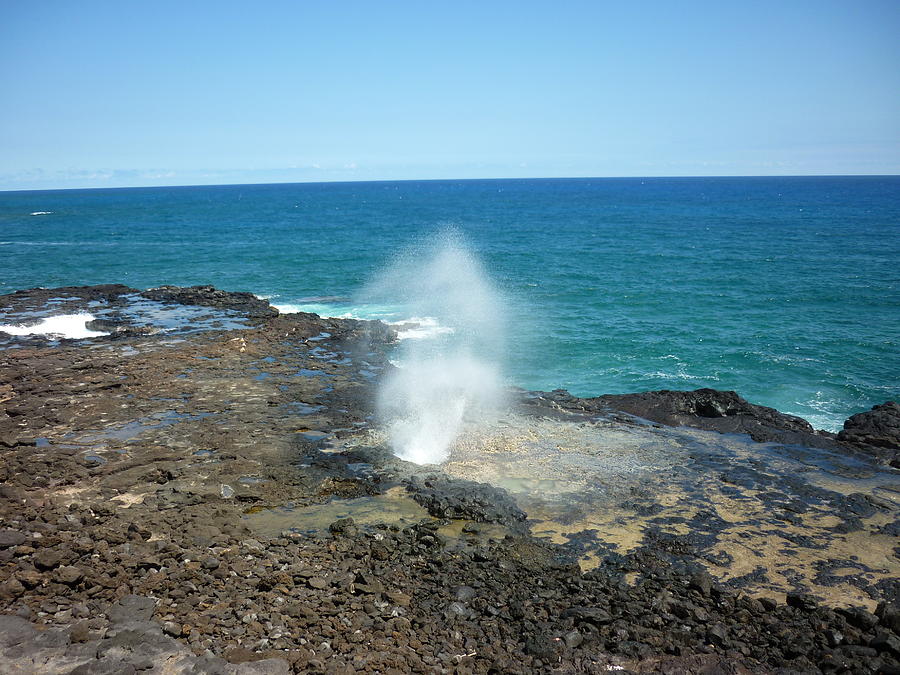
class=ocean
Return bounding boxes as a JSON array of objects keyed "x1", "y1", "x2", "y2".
[{"x1": 1, "y1": 176, "x2": 898, "y2": 431}]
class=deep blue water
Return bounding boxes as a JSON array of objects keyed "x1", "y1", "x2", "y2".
[{"x1": 1, "y1": 176, "x2": 898, "y2": 430}]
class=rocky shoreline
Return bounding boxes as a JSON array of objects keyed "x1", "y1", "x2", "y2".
[
  {"x1": 0, "y1": 285, "x2": 898, "y2": 674},
  {"x1": 538, "y1": 387, "x2": 900, "y2": 469}
]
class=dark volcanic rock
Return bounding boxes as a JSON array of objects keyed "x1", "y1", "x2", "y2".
[
  {"x1": 84, "y1": 318, "x2": 156, "y2": 337},
  {"x1": 0, "y1": 284, "x2": 137, "y2": 308},
  {"x1": 541, "y1": 387, "x2": 847, "y2": 450},
  {"x1": 0, "y1": 531, "x2": 26, "y2": 548},
  {"x1": 786, "y1": 592, "x2": 820, "y2": 612},
  {"x1": 838, "y1": 401, "x2": 900, "y2": 466},
  {"x1": 2, "y1": 282, "x2": 898, "y2": 675},
  {"x1": 328, "y1": 517, "x2": 358, "y2": 537},
  {"x1": 0, "y1": 285, "x2": 139, "y2": 329},
  {"x1": 107, "y1": 595, "x2": 157, "y2": 626},
  {"x1": 32, "y1": 549, "x2": 64, "y2": 571},
  {"x1": 598, "y1": 388, "x2": 817, "y2": 438},
  {"x1": 0, "y1": 612, "x2": 291, "y2": 674},
  {"x1": 140, "y1": 285, "x2": 278, "y2": 320},
  {"x1": 404, "y1": 474, "x2": 527, "y2": 527},
  {"x1": 561, "y1": 606, "x2": 614, "y2": 626}
]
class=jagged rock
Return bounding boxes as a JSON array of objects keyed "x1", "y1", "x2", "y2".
[
  {"x1": 328, "y1": 518, "x2": 358, "y2": 537},
  {"x1": 840, "y1": 606, "x2": 880, "y2": 631},
  {"x1": 404, "y1": 475, "x2": 526, "y2": 527},
  {"x1": 561, "y1": 606, "x2": 614, "y2": 626},
  {"x1": 556, "y1": 388, "x2": 841, "y2": 447},
  {"x1": 786, "y1": 592, "x2": 820, "y2": 612},
  {"x1": 140, "y1": 285, "x2": 278, "y2": 320},
  {"x1": 52, "y1": 566, "x2": 83, "y2": 586},
  {"x1": 838, "y1": 401, "x2": 900, "y2": 466},
  {"x1": 32, "y1": 549, "x2": 64, "y2": 571},
  {"x1": 871, "y1": 632, "x2": 900, "y2": 656}
]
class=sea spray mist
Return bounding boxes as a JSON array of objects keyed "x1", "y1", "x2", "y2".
[{"x1": 364, "y1": 231, "x2": 507, "y2": 464}]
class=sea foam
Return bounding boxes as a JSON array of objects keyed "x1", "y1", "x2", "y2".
[
  {"x1": 0, "y1": 313, "x2": 108, "y2": 339},
  {"x1": 388, "y1": 316, "x2": 454, "y2": 340}
]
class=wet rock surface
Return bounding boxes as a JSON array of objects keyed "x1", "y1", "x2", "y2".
[
  {"x1": 542, "y1": 387, "x2": 900, "y2": 468},
  {"x1": 0, "y1": 284, "x2": 898, "y2": 673},
  {"x1": 140, "y1": 285, "x2": 280, "y2": 321}
]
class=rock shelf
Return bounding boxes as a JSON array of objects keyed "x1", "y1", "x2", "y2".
[{"x1": 0, "y1": 285, "x2": 898, "y2": 674}]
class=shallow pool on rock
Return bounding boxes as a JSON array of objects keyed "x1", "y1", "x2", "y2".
[
  {"x1": 0, "y1": 292, "x2": 256, "y2": 349},
  {"x1": 244, "y1": 486, "x2": 430, "y2": 537},
  {"x1": 371, "y1": 412, "x2": 900, "y2": 609}
]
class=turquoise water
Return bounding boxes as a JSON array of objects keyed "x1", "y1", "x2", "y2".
[{"x1": 1, "y1": 177, "x2": 898, "y2": 430}]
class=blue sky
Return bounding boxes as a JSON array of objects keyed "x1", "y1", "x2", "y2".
[{"x1": 1, "y1": 0, "x2": 898, "y2": 190}]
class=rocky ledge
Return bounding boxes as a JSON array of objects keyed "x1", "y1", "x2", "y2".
[
  {"x1": 537, "y1": 387, "x2": 900, "y2": 468},
  {"x1": 0, "y1": 285, "x2": 898, "y2": 674},
  {"x1": 838, "y1": 403, "x2": 900, "y2": 468}
]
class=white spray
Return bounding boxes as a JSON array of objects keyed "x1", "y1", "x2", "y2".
[{"x1": 367, "y1": 231, "x2": 507, "y2": 464}]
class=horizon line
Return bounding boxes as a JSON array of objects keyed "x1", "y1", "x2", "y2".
[{"x1": 2, "y1": 173, "x2": 899, "y2": 194}]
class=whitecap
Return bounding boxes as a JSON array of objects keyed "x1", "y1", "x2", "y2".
[
  {"x1": 274, "y1": 303, "x2": 352, "y2": 316},
  {"x1": 0, "y1": 313, "x2": 109, "y2": 339},
  {"x1": 389, "y1": 316, "x2": 455, "y2": 340},
  {"x1": 272, "y1": 303, "x2": 300, "y2": 314},
  {"x1": 296, "y1": 295, "x2": 352, "y2": 303},
  {"x1": 29, "y1": 211, "x2": 53, "y2": 216},
  {"x1": 790, "y1": 390, "x2": 845, "y2": 432},
  {"x1": 274, "y1": 301, "x2": 401, "y2": 322}
]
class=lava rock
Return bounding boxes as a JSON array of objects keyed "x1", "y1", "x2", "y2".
[
  {"x1": 141, "y1": 285, "x2": 278, "y2": 320},
  {"x1": 561, "y1": 606, "x2": 614, "y2": 626},
  {"x1": 838, "y1": 401, "x2": 900, "y2": 466},
  {"x1": 786, "y1": 593, "x2": 820, "y2": 612},
  {"x1": 107, "y1": 595, "x2": 157, "y2": 626},
  {"x1": 0, "y1": 530, "x2": 26, "y2": 548},
  {"x1": 554, "y1": 388, "x2": 848, "y2": 450},
  {"x1": 453, "y1": 586, "x2": 476, "y2": 602},
  {"x1": 329, "y1": 518, "x2": 358, "y2": 537},
  {"x1": 871, "y1": 632, "x2": 900, "y2": 656},
  {"x1": 877, "y1": 599, "x2": 900, "y2": 633},
  {"x1": 706, "y1": 623, "x2": 729, "y2": 648},
  {"x1": 32, "y1": 548, "x2": 64, "y2": 570},
  {"x1": 52, "y1": 565, "x2": 84, "y2": 585},
  {"x1": 405, "y1": 475, "x2": 526, "y2": 527},
  {"x1": 0, "y1": 579, "x2": 25, "y2": 600},
  {"x1": 689, "y1": 571, "x2": 714, "y2": 597},
  {"x1": 840, "y1": 606, "x2": 880, "y2": 631}
]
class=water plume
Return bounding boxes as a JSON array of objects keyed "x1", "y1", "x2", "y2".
[{"x1": 365, "y1": 231, "x2": 507, "y2": 464}]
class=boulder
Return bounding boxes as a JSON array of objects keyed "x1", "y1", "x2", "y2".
[{"x1": 838, "y1": 402, "x2": 900, "y2": 467}]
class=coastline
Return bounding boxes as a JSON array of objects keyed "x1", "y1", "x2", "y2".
[
  {"x1": 4, "y1": 175, "x2": 898, "y2": 435},
  {"x1": 0, "y1": 284, "x2": 898, "y2": 673}
]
